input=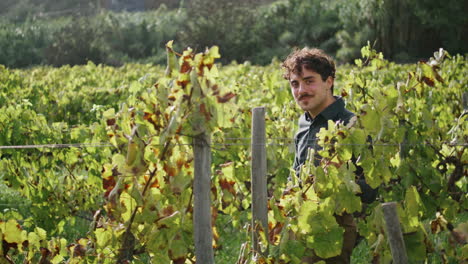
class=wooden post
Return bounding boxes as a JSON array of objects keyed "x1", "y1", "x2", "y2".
[
  {"x1": 382, "y1": 202, "x2": 408, "y2": 264},
  {"x1": 193, "y1": 133, "x2": 214, "y2": 264},
  {"x1": 251, "y1": 107, "x2": 268, "y2": 256}
]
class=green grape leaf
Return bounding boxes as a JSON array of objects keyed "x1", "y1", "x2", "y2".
[
  {"x1": 359, "y1": 105, "x2": 380, "y2": 134},
  {"x1": 95, "y1": 227, "x2": 113, "y2": 248},
  {"x1": 120, "y1": 191, "x2": 136, "y2": 222},
  {"x1": 51, "y1": 254, "x2": 64, "y2": 264},
  {"x1": 339, "y1": 162, "x2": 361, "y2": 194},
  {"x1": 281, "y1": 239, "x2": 305, "y2": 260},
  {"x1": 28, "y1": 231, "x2": 41, "y2": 248},
  {"x1": 313, "y1": 166, "x2": 334, "y2": 198},
  {"x1": 335, "y1": 186, "x2": 362, "y2": 214},
  {"x1": 461, "y1": 244, "x2": 468, "y2": 260},
  {"x1": 298, "y1": 199, "x2": 337, "y2": 234},
  {"x1": 306, "y1": 225, "x2": 344, "y2": 259},
  {"x1": 297, "y1": 201, "x2": 318, "y2": 233},
  {"x1": 404, "y1": 186, "x2": 424, "y2": 231},
  {"x1": 165, "y1": 40, "x2": 179, "y2": 77},
  {"x1": 169, "y1": 237, "x2": 188, "y2": 262},
  {"x1": 403, "y1": 228, "x2": 426, "y2": 262},
  {"x1": 337, "y1": 144, "x2": 352, "y2": 162},
  {"x1": 129, "y1": 184, "x2": 144, "y2": 207}
]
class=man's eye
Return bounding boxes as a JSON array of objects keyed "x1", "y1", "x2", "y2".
[
  {"x1": 306, "y1": 80, "x2": 313, "y2": 84},
  {"x1": 291, "y1": 82, "x2": 299, "y2": 88}
]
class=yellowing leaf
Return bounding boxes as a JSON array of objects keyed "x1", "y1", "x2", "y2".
[
  {"x1": 95, "y1": 228, "x2": 112, "y2": 248},
  {"x1": 3, "y1": 220, "x2": 26, "y2": 244}
]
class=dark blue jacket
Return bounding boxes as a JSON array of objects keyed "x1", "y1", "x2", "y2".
[{"x1": 293, "y1": 96, "x2": 377, "y2": 203}]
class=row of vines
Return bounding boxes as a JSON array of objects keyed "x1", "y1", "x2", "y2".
[{"x1": 0, "y1": 43, "x2": 466, "y2": 263}]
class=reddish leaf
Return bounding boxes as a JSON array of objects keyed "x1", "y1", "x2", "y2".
[
  {"x1": 106, "y1": 119, "x2": 116, "y2": 126},
  {"x1": 176, "y1": 79, "x2": 189, "y2": 88},
  {"x1": 3, "y1": 240, "x2": 18, "y2": 253},
  {"x1": 212, "y1": 206, "x2": 218, "y2": 226},
  {"x1": 269, "y1": 222, "x2": 284, "y2": 244},
  {"x1": 211, "y1": 185, "x2": 218, "y2": 201},
  {"x1": 176, "y1": 158, "x2": 184, "y2": 169},
  {"x1": 341, "y1": 88, "x2": 348, "y2": 97},
  {"x1": 184, "y1": 158, "x2": 193, "y2": 168},
  {"x1": 73, "y1": 244, "x2": 86, "y2": 257},
  {"x1": 199, "y1": 103, "x2": 211, "y2": 121},
  {"x1": 150, "y1": 177, "x2": 160, "y2": 188},
  {"x1": 197, "y1": 64, "x2": 204, "y2": 76},
  {"x1": 39, "y1": 247, "x2": 51, "y2": 264},
  {"x1": 143, "y1": 112, "x2": 152, "y2": 120},
  {"x1": 162, "y1": 206, "x2": 175, "y2": 217},
  {"x1": 180, "y1": 60, "x2": 191, "y2": 74},
  {"x1": 172, "y1": 258, "x2": 186, "y2": 264},
  {"x1": 216, "y1": 92, "x2": 236, "y2": 103},
  {"x1": 421, "y1": 76, "x2": 435, "y2": 87},
  {"x1": 102, "y1": 170, "x2": 117, "y2": 198},
  {"x1": 163, "y1": 164, "x2": 177, "y2": 177},
  {"x1": 337, "y1": 131, "x2": 346, "y2": 139},
  {"x1": 103, "y1": 178, "x2": 116, "y2": 198},
  {"x1": 431, "y1": 219, "x2": 440, "y2": 234},
  {"x1": 144, "y1": 113, "x2": 162, "y2": 131},
  {"x1": 219, "y1": 178, "x2": 236, "y2": 195}
]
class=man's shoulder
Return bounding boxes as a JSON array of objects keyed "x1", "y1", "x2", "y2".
[
  {"x1": 334, "y1": 97, "x2": 355, "y2": 124},
  {"x1": 340, "y1": 107, "x2": 355, "y2": 125}
]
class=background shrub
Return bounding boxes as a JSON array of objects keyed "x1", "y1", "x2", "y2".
[
  {"x1": 0, "y1": 22, "x2": 49, "y2": 68},
  {"x1": 0, "y1": 0, "x2": 466, "y2": 68},
  {"x1": 44, "y1": 18, "x2": 106, "y2": 66}
]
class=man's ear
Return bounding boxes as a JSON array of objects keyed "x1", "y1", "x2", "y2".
[{"x1": 327, "y1": 76, "x2": 334, "y2": 89}]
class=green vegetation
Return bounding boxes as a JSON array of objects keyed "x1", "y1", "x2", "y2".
[
  {"x1": 0, "y1": 0, "x2": 466, "y2": 68},
  {"x1": 0, "y1": 43, "x2": 466, "y2": 263}
]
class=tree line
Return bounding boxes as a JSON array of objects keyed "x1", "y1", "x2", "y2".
[{"x1": 1, "y1": 0, "x2": 466, "y2": 68}]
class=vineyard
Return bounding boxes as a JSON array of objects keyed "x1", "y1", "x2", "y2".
[{"x1": 0, "y1": 44, "x2": 467, "y2": 263}]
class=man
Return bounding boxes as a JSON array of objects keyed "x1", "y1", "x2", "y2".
[
  {"x1": 282, "y1": 47, "x2": 373, "y2": 263},
  {"x1": 283, "y1": 48, "x2": 354, "y2": 173}
]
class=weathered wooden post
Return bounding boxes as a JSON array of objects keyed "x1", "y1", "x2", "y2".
[
  {"x1": 193, "y1": 132, "x2": 214, "y2": 264},
  {"x1": 382, "y1": 202, "x2": 409, "y2": 264},
  {"x1": 251, "y1": 107, "x2": 268, "y2": 256}
]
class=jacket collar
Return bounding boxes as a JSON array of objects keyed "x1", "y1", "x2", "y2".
[{"x1": 304, "y1": 96, "x2": 344, "y2": 122}]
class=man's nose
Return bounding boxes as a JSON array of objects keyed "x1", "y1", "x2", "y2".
[{"x1": 298, "y1": 82, "x2": 306, "y2": 93}]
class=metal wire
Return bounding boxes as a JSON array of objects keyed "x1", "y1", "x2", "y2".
[
  {"x1": 0, "y1": 143, "x2": 114, "y2": 149},
  {"x1": 0, "y1": 140, "x2": 466, "y2": 150}
]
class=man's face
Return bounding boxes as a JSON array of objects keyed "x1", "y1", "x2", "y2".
[{"x1": 289, "y1": 66, "x2": 334, "y2": 117}]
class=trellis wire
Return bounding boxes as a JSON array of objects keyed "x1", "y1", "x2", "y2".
[{"x1": 0, "y1": 140, "x2": 466, "y2": 150}]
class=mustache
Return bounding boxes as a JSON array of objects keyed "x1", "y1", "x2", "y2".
[{"x1": 298, "y1": 94, "x2": 313, "y2": 100}]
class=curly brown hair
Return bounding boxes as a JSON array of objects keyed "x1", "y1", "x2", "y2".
[{"x1": 282, "y1": 47, "x2": 336, "y2": 89}]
